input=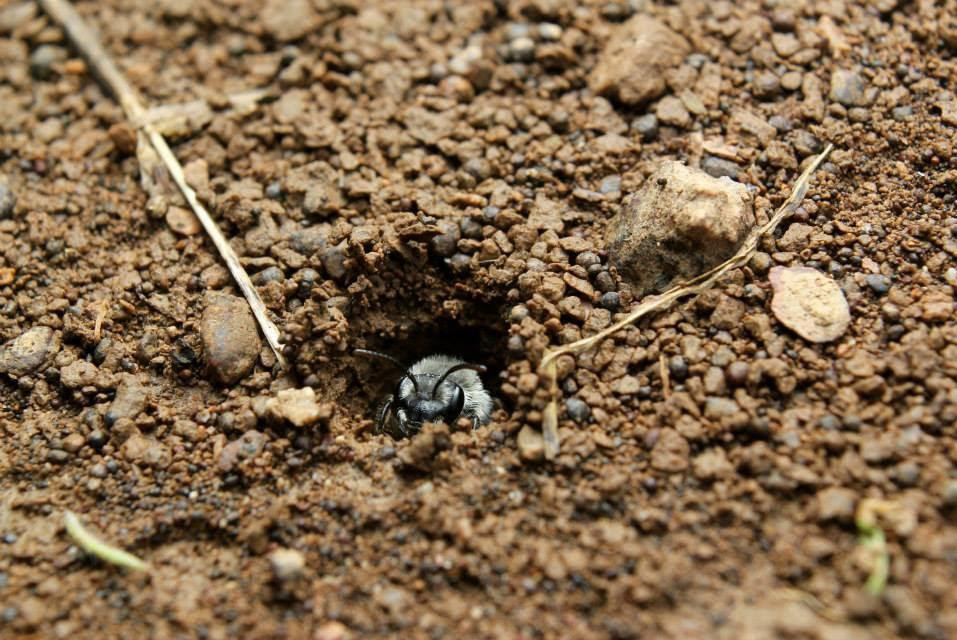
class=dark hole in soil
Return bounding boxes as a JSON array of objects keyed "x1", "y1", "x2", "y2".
[{"x1": 348, "y1": 305, "x2": 510, "y2": 432}]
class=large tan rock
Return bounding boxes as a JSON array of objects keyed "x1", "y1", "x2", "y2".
[
  {"x1": 605, "y1": 161, "x2": 754, "y2": 296},
  {"x1": 589, "y1": 15, "x2": 690, "y2": 106}
]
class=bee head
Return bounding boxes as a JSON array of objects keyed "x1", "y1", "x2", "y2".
[
  {"x1": 395, "y1": 374, "x2": 466, "y2": 429},
  {"x1": 355, "y1": 349, "x2": 486, "y2": 435}
]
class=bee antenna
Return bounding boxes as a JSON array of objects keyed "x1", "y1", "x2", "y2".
[
  {"x1": 433, "y1": 362, "x2": 487, "y2": 399},
  {"x1": 355, "y1": 348, "x2": 419, "y2": 392}
]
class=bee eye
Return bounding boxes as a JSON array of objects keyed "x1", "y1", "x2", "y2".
[{"x1": 444, "y1": 386, "x2": 465, "y2": 421}]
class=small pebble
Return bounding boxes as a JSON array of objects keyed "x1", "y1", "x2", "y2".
[
  {"x1": 59, "y1": 360, "x2": 98, "y2": 389},
  {"x1": 463, "y1": 157, "x2": 492, "y2": 181},
  {"x1": 166, "y1": 206, "x2": 202, "y2": 236},
  {"x1": 595, "y1": 271, "x2": 616, "y2": 293},
  {"x1": 62, "y1": 433, "x2": 85, "y2": 453},
  {"x1": 508, "y1": 37, "x2": 536, "y2": 63},
  {"x1": 843, "y1": 414, "x2": 862, "y2": 431},
  {"x1": 268, "y1": 548, "x2": 306, "y2": 581},
  {"x1": 753, "y1": 71, "x2": 780, "y2": 99},
  {"x1": 565, "y1": 397, "x2": 591, "y2": 423},
  {"x1": 265, "y1": 387, "x2": 326, "y2": 427},
  {"x1": 817, "y1": 486, "x2": 857, "y2": 522},
  {"x1": 631, "y1": 114, "x2": 659, "y2": 141},
  {"x1": 47, "y1": 449, "x2": 70, "y2": 464},
  {"x1": 848, "y1": 107, "x2": 870, "y2": 122},
  {"x1": 505, "y1": 22, "x2": 529, "y2": 40},
  {"x1": 507, "y1": 335, "x2": 524, "y2": 353},
  {"x1": 769, "y1": 115, "x2": 791, "y2": 132},
  {"x1": 265, "y1": 182, "x2": 282, "y2": 199},
  {"x1": 726, "y1": 361, "x2": 749, "y2": 385},
  {"x1": 865, "y1": 274, "x2": 890, "y2": 294},
  {"x1": 599, "y1": 291, "x2": 621, "y2": 310},
  {"x1": 517, "y1": 425, "x2": 544, "y2": 462},
  {"x1": 87, "y1": 429, "x2": 107, "y2": 449},
  {"x1": 29, "y1": 45, "x2": 66, "y2": 80},
  {"x1": 252, "y1": 266, "x2": 284, "y2": 285},
  {"x1": 600, "y1": 175, "x2": 622, "y2": 195},
  {"x1": 320, "y1": 244, "x2": 349, "y2": 281},
  {"x1": 459, "y1": 218, "x2": 482, "y2": 240},
  {"x1": 686, "y1": 53, "x2": 709, "y2": 69},
  {"x1": 538, "y1": 23, "x2": 562, "y2": 41},
  {"x1": 575, "y1": 251, "x2": 600, "y2": 268},
  {"x1": 891, "y1": 105, "x2": 913, "y2": 121},
  {"x1": 668, "y1": 355, "x2": 688, "y2": 381},
  {"x1": 750, "y1": 252, "x2": 771, "y2": 274},
  {"x1": 448, "y1": 253, "x2": 471, "y2": 272},
  {"x1": 829, "y1": 70, "x2": 870, "y2": 107},
  {"x1": 893, "y1": 462, "x2": 920, "y2": 487},
  {"x1": 701, "y1": 155, "x2": 740, "y2": 180}
]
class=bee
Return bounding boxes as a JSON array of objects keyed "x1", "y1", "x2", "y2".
[{"x1": 355, "y1": 349, "x2": 493, "y2": 437}]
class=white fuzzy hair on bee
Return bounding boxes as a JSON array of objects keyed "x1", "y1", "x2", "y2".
[{"x1": 356, "y1": 349, "x2": 493, "y2": 437}]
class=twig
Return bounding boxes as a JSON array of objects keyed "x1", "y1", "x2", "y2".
[
  {"x1": 92, "y1": 298, "x2": 109, "y2": 342},
  {"x1": 39, "y1": 0, "x2": 287, "y2": 369},
  {"x1": 64, "y1": 510, "x2": 150, "y2": 572},
  {"x1": 538, "y1": 145, "x2": 834, "y2": 458}
]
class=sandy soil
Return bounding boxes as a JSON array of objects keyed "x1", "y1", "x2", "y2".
[{"x1": 1, "y1": 0, "x2": 956, "y2": 638}]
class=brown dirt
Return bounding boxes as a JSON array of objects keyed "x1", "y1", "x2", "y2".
[{"x1": 2, "y1": 1, "x2": 957, "y2": 638}]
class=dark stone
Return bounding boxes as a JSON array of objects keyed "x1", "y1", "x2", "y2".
[
  {"x1": 865, "y1": 274, "x2": 890, "y2": 294},
  {"x1": 669, "y1": 355, "x2": 688, "y2": 381},
  {"x1": 631, "y1": 114, "x2": 659, "y2": 141},
  {"x1": 599, "y1": 291, "x2": 621, "y2": 310},
  {"x1": 252, "y1": 266, "x2": 284, "y2": 285},
  {"x1": 701, "y1": 155, "x2": 740, "y2": 180},
  {"x1": 566, "y1": 397, "x2": 591, "y2": 423}
]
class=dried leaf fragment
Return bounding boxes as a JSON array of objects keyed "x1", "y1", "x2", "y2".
[{"x1": 769, "y1": 266, "x2": 850, "y2": 342}]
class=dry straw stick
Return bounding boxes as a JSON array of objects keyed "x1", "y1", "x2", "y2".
[
  {"x1": 539, "y1": 144, "x2": 835, "y2": 459},
  {"x1": 39, "y1": 0, "x2": 287, "y2": 369}
]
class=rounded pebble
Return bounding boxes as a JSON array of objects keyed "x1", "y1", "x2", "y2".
[
  {"x1": 865, "y1": 274, "x2": 890, "y2": 294},
  {"x1": 599, "y1": 291, "x2": 621, "y2": 310},
  {"x1": 200, "y1": 293, "x2": 262, "y2": 385},
  {"x1": 668, "y1": 355, "x2": 688, "y2": 381},
  {"x1": 565, "y1": 397, "x2": 591, "y2": 423}
]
